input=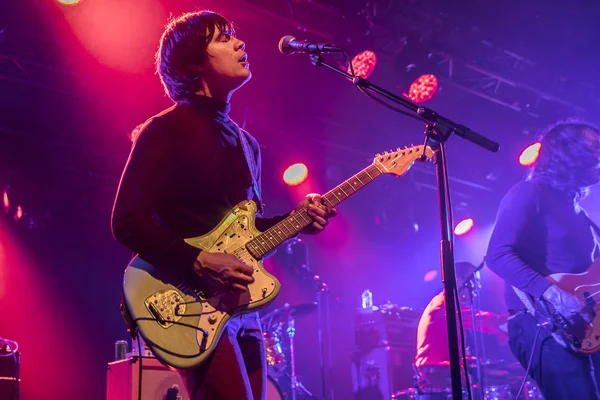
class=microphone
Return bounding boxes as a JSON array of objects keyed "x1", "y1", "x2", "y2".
[{"x1": 278, "y1": 35, "x2": 344, "y2": 55}]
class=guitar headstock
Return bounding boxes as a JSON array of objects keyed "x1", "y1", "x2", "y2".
[{"x1": 373, "y1": 145, "x2": 434, "y2": 177}]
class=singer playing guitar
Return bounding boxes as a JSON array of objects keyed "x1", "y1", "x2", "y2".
[
  {"x1": 111, "y1": 11, "x2": 336, "y2": 400},
  {"x1": 486, "y1": 120, "x2": 600, "y2": 399}
]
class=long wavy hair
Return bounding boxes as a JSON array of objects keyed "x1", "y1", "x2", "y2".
[
  {"x1": 528, "y1": 119, "x2": 600, "y2": 201},
  {"x1": 156, "y1": 11, "x2": 235, "y2": 102}
]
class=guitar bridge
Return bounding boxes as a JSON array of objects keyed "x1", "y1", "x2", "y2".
[{"x1": 144, "y1": 290, "x2": 186, "y2": 329}]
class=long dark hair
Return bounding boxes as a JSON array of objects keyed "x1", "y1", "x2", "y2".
[
  {"x1": 156, "y1": 11, "x2": 235, "y2": 102},
  {"x1": 529, "y1": 119, "x2": 600, "y2": 200}
]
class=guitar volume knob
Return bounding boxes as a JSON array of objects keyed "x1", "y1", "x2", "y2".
[{"x1": 208, "y1": 314, "x2": 218, "y2": 324}]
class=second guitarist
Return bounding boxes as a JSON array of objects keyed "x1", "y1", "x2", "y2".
[
  {"x1": 111, "y1": 11, "x2": 336, "y2": 400},
  {"x1": 486, "y1": 120, "x2": 600, "y2": 400}
]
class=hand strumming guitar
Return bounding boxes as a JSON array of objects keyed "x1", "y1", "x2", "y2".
[
  {"x1": 193, "y1": 252, "x2": 254, "y2": 292},
  {"x1": 293, "y1": 194, "x2": 337, "y2": 235},
  {"x1": 542, "y1": 284, "x2": 593, "y2": 323}
]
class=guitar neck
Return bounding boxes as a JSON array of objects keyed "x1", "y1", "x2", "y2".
[{"x1": 246, "y1": 163, "x2": 383, "y2": 258}]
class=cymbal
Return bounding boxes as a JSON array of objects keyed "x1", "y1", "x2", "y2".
[
  {"x1": 261, "y1": 302, "x2": 317, "y2": 322},
  {"x1": 483, "y1": 359, "x2": 525, "y2": 373},
  {"x1": 458, "y1": 309, "x2": 508, "y2": 335}
]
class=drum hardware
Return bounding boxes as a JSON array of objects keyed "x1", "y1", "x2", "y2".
[
  {"x1": 266, "y1": 375, "x2": 285, "y2": 400},
  {"x1": 262, "y1": 302, "x2": 318, "y2": 400},
  {"x1": 284, "y1": 237, "x2": 337, "y2": 400}
]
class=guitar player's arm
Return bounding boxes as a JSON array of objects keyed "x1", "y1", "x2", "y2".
[
  {"x1": 250, "y1": 143, "x2": 335, "y2": 234},
  {"x1": 486, "y1": 181, "x2": 552, "y2": 300},
  {"x1": 111, "y1": 118, "x2": 201, "y2": 271}
]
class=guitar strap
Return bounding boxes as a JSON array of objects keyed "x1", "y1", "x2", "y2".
[
  {"x1": 581, "y1": 210, "x2": 600, "y2": 245},
  {"x1": 233, "y1": 122, "x2": 264, "y2": 216}
]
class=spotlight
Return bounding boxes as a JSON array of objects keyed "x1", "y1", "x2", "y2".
[
  {"x1": 2, "y1": 189, "x2": 8, "y2": 211},
  {"x1": 283, "y1": 163, "x2": 308, "y2": 186},
  {"x1": 424, "y1": 269, "x2": 438, "y2": 282},
  {"x1": 57, "y1": 0, "x2": 83, "y2": 5},
  {"x1": 454, "y1": 218, "x2": 474, "y2": 236},
  {"x1": 405, "y1": 74, "x2": 439, "y2": 103},
  {"x1": 519, "y1": 142, "x2": 541, "y2": 166},
  {"x1": 348, "y1": 50, "x2": 377, "y2": 79},
  {"x1": 14, "y1": 206, "x2": 23, "y2": 221}
]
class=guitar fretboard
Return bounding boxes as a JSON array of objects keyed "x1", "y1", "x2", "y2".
[{"x1": 246, "y1": 163, "x2": 383, "y2": 258}]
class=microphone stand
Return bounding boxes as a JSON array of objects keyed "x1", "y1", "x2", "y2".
[
  {"x1": 287, "y1": 238, "x2": 336, "y2": 400},
  {"x1": 305, "y1": 54, "x2": 499, "y2": 400}
]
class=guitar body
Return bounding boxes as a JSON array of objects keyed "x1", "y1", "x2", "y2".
[
  {"x1": 544, "y1": 257, "x2": 600, "y2": 354},
  {"x1": 122, "y1": 200, "x2": 281, "y2": 369},
  {"x1": 530, "y1": 258, "x2": 600, "y2": 355},
  {"x1": 120, "y1": 145, "x2": 433, "y2": 370}
]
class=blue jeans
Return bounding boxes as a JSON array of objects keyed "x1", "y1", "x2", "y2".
[
  {"x1": 508, "y1": 313, "x2": 600, "y2": 400},
  {"x1": 179, "y1": 312, "x2": 266, "y2": 400}
]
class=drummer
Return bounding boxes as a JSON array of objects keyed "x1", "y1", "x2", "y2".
[{"x1": 414, "y1": 261, "x2": 507, "y2": 387}]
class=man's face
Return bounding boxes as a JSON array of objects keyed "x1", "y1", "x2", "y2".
[
  {"x1": 581, "y1": 128, "x2": 600, "y2": 186},
  {"x1": 202, "y1": 28, "x2": 251, "y2": 94}
]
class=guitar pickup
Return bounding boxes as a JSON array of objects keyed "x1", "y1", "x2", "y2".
[
  {"x1": 148, "y1": 302, "x2": 168, "y2": 327},
  {"x1": 144, "y1": 290, "x2": 186, "y2": 329}
]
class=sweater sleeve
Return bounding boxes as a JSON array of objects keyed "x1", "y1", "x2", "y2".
[
  {"x1": 111, "y1": 119, "x2": 201, "y2": 270},
  {"x1": 244, "y1": 129, "x2": 294, "y2": 232},
  {"x1": 486, "y1": 181, "x2": 551, "y2": 299}
]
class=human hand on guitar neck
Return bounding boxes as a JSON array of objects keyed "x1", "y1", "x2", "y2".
[
  {"x1": 193, "y1": 194, "x2": 336, "y2": 291},
  {"x1": 542, "y1": 284, "x2": 593, "y2": 323},
  {"x1": 292, "y1": 193, "x2": 337, "y2": 235}
]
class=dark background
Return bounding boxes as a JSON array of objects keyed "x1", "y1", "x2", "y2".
[{"x1": 1, "y1": 0, "x2": 599, "y2": 398}]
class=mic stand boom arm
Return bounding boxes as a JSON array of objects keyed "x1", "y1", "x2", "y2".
[
  {"x1": 307, "y1": 54, "x2": 500, "y2": 400},
  {"x1": 308, "y1": 55, "x2": 499, "y2": 153}
]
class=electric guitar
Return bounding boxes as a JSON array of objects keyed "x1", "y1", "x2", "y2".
[
  {"x1": 514, "y1": 257, "x2": 600, "y2": 354},
  {"x1": 122, "y1": 145, "x2": 433, "y2": 369}
]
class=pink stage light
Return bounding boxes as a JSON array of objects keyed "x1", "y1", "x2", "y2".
[
  {"x1": 62, "y1": 0, "x2": 165, "y2": 72},
  {"x1": 454, "y1": 218, "x2": 474, "y2": 236},
  {"x1": 2, "y1": 190, "x2": 8, "y2": 210},
  {"x1": 283, "y1": 163, "x2": 308, "y2": 186},
  {"x1": 349, "y1": 50, "x2": 377, "y2": 78},
  {"x1": 519, "y1": 142, "x2": 541, "y2": 166},
  {"x1": 424, "y1": 269, "x2": 438, "y2": 282},
  {"x1": 405, "y1": 74, "x2": 439, "y2": 103},
  {"x1": 14, "y1": 206, "x2": 23, "y2": 221}
]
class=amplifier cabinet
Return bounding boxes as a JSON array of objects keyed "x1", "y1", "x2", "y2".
[
  {"x1": 106, "y1": 357, "x2": 189, "y2": 400},
  {"x1": 351, "y1": 346, "x2": 416, "y2": 400}
]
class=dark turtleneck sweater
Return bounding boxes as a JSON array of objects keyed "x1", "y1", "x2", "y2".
[
  {"x1": 486, "y1": 179, "x2": 600, "y2": 311},
  {"x1": 112, "y1": 95, "x2": 287, "y2": 271}
]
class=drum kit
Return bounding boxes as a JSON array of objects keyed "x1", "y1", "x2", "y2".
[
  {"x1": 391, "y1": 262, "x2": 546, "y2": 400},
  {"x1": 393, "y1": 361, "x2": 544, "y2": 400},
  {"x1": 261, "y1": 302, "x2": 319, "y2": 400},
  {"x1": 258, "y1": 252, "x2": 544, "y2": 400},
  {"x1": 394, "y1": 335, "x2": 544, "y2": 400}
]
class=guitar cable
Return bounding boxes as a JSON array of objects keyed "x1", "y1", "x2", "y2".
[
  {"x1": 514, "y1": 325, "x2": 543, "y2": 400},
  {"x1": 136, "y1": 334, "x2": 142, "y2": 400}
]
